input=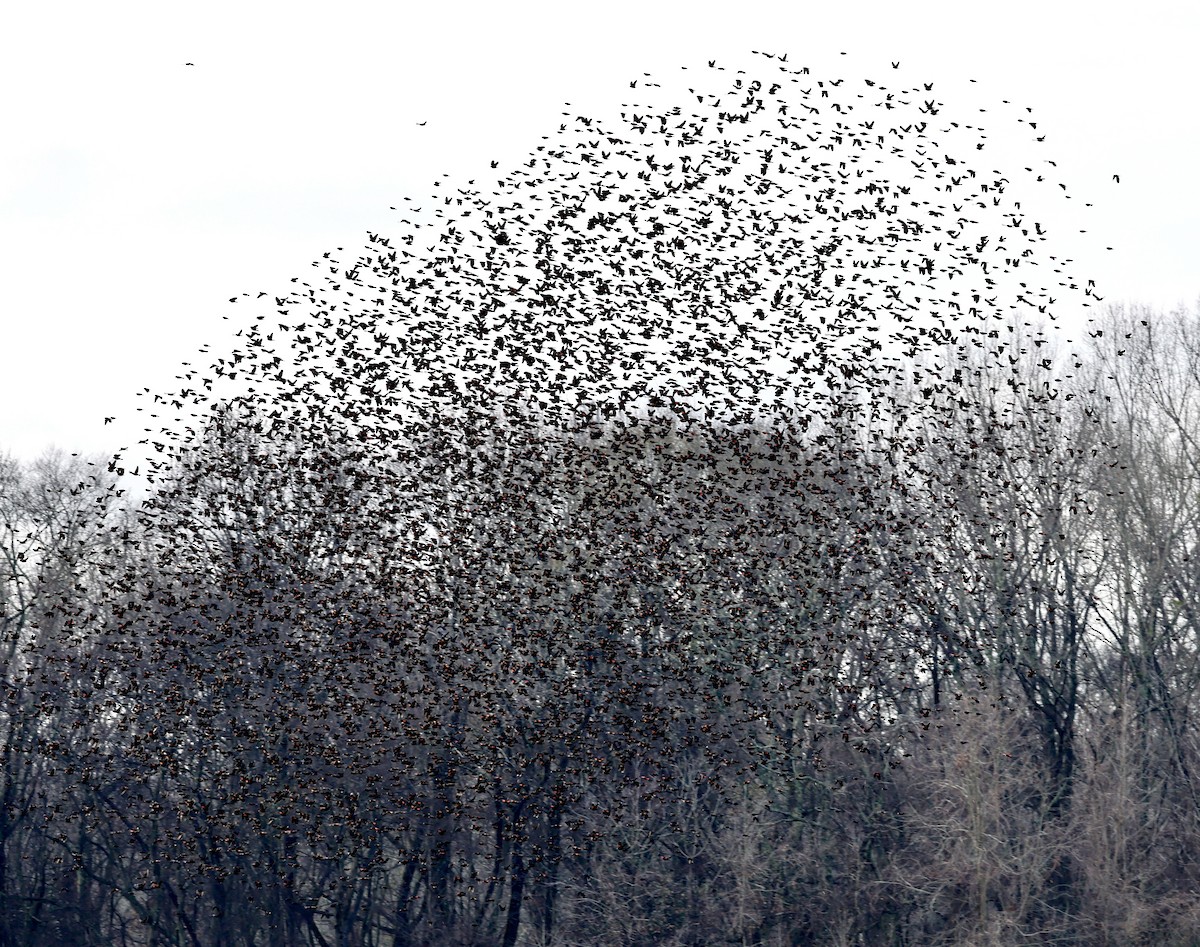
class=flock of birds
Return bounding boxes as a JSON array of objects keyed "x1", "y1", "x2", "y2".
[
  {"x1": 154, "y1": 49, "x2": 1109, "y2": 444},
  {"x1": 62, "y1": 49, "x2": 1113, "y2": 898}
]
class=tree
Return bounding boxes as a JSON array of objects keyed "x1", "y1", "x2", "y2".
[
  {"x1": 1064, "y1": 301, "x2": 1200, "y2": 943},
  {"x1": 0, "y1": 449, "x2": 132, "y2": 946}
]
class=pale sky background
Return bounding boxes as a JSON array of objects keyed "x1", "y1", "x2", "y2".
[{"x1": 2, "y1": 0, "x2": 1196, "y2": 468}]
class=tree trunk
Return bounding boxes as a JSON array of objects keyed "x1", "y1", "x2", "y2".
[{"x1": 501, "y1": 845, "x2": 526, "y2": 947}]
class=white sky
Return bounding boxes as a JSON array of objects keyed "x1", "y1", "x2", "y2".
[{"x1": 2, "y1": 0, "x2": 1196, "y2": 466}]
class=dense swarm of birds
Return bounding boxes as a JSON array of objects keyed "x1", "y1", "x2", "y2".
[{"x1": 39, "y1": 50, "x2": 1109, "y2": 942}]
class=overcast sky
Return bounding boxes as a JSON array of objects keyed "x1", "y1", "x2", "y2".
[{"x1": 2, "y1": 0, "x2": 1196, "y2": 466}]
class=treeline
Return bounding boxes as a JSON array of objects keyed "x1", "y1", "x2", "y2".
[{"x1": 4, "y1": 302, "x2": 1200, "y2": 946}]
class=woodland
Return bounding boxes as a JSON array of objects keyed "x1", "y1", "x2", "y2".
[{"x1": 4, "y1": 302, "x2": 1200, "y2": 946}]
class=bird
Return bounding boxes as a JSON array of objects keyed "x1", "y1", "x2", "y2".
[{"x1": 1113, "y1": 174, "x2": 1120, "y2": 183}]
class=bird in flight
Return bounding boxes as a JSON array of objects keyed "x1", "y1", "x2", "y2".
[
  {"x1": 185, "y1": 63, "x2": 194, "y2": 66},
  {"x1": 1112, "y1": 174, "x2": 1120, "y2": 183}
]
